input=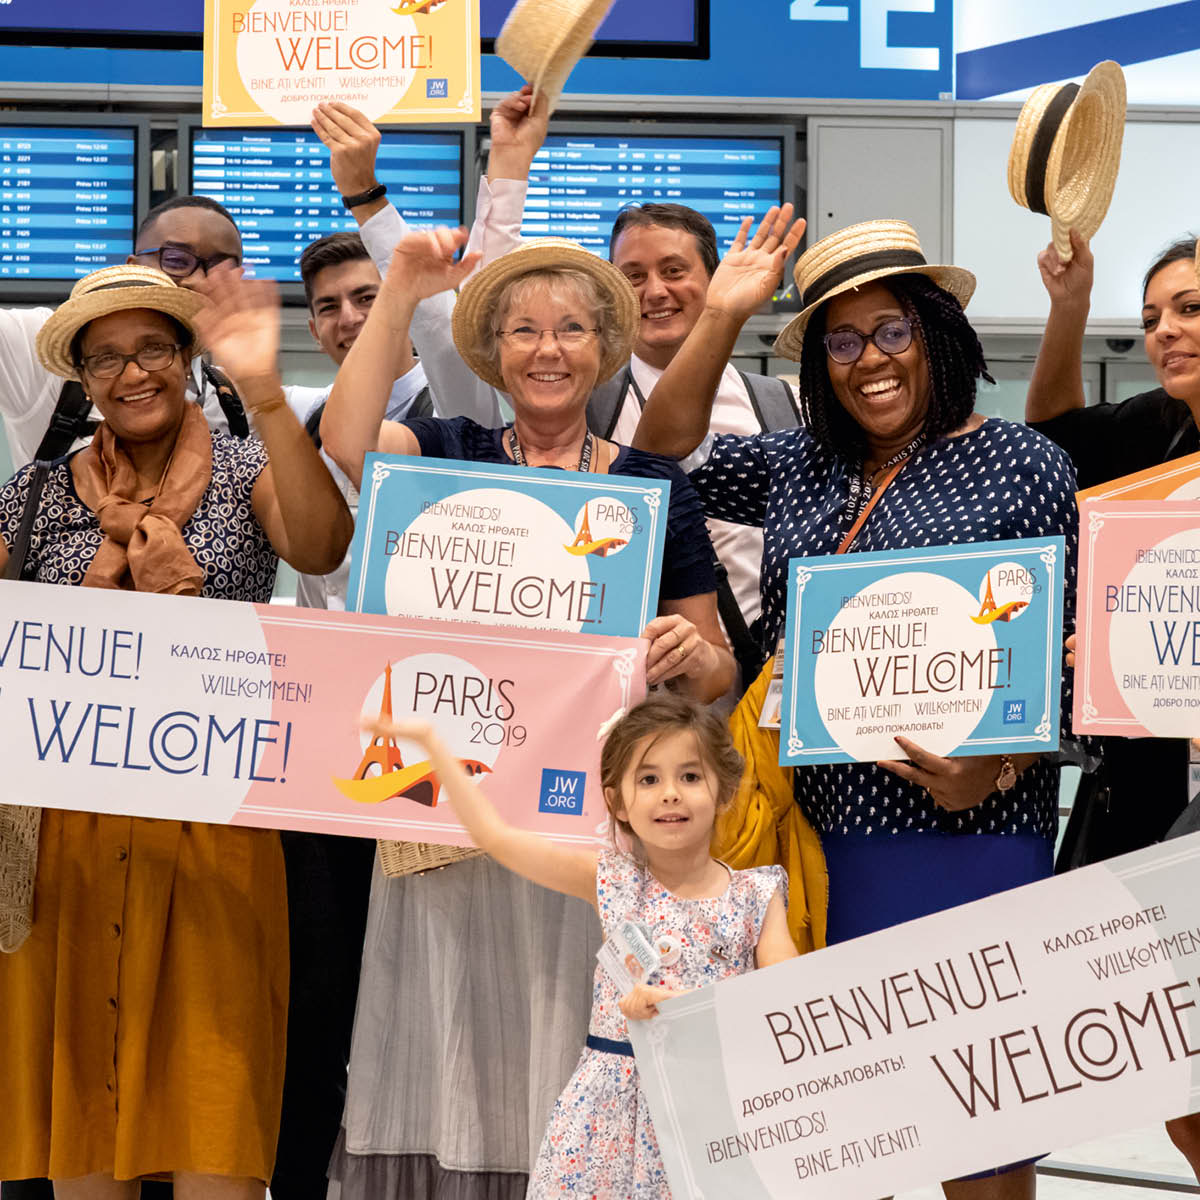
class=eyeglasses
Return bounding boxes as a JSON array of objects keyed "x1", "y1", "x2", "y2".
[
  {"x1": 494, "y1": 324, "x2": 600, "y2": 350},
  {"x1": 80, "y1": 342, "x2": 180, "y2": 379},
  {"x1": 134, "y1": 243, "x2": 241, "y2": 279},
  {"x1": 823, "y1": 317, "x2": 914, "y2": 365}
]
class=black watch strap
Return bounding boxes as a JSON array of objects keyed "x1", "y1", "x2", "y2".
[{"x1": 341, "y1": 182, "x2": 387, "y2": 209}]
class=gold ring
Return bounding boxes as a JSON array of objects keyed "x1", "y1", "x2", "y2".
[{"x1": 676, "y1": 646, "x2": 687, "y2": 662}]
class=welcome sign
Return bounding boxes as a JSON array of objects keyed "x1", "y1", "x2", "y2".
[
  {"x1": 779, "y1": 538, "x2": 1065, "y2": 765},
  {"x1": 203, "y1": 0, "x2": 479, "y2": 126},
  {"x1": 632, "y1": 832, "x2": 1200, "y2": 1198},
  {"x1": 1075, "y1": 500, "x2": 1200, "y2": 739},
  {"x1": 349, "y1": 453, "x2": 670, "y2": 637},
  {"x1": 0, "y1": 580, "x2": 642, "y2": 844}
]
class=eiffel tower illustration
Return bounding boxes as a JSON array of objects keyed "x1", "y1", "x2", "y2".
[
  {"x1": 570, "y1": 504, "x2": 594, "y2": 548},
  {"x1": 354, "y1": 663, "x2": 406, "y2": 781},
  {"x1": 976, "y1": 571, "x2": 998, "y2": 620}
]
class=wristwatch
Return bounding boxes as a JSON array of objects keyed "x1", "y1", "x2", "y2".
[
  {"x1": 341, "y1": 182, "x2": 387, "y2": 209},
  {"x1": 994, "y1": 754, "x2": 1018, "y2": 793}
]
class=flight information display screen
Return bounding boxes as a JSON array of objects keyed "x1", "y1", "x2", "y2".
[
  {"x1": 0, "y1": 124, "x2": 137, "y2": 281},
  {"x1": 189, "y1": 127, "x2": 464, "y2": 284},
  {"x1": 524, "y1": 131, "x2": 786, "y2": 256}
]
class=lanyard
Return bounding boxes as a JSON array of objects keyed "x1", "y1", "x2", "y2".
[
  {"x1": 508, "y1": 426, "x2": 594, "y2": 473},
  {"x1": 837, "y1": 436, "x2": 923, "y2": 555}
]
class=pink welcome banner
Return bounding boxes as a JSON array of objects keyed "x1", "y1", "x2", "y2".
[
  {"x1": 1075, "y1": 499, "x2": 1200, "y2": 739},
  {"x1": 0, "y1": 579, "x2": 644, "y2": 844}
]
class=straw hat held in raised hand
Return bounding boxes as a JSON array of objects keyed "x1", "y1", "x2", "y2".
[{"x1": 1008, "y1": 60, "x2": 1126, "y2": 262}]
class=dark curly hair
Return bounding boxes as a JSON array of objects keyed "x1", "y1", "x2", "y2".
[{"x1": 798, "y1": 273, "x2": 994, "y2": 461}]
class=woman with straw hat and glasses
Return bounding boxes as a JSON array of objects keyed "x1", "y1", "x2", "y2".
[
  {"x1": 0, "y1": 264, "x2": 353, "y2": 1197},
  {"x1": 636, "y1": 217, "x2": 1080, "y2": 1197},
  {"x1": 315, "y1": 217, "x2": 802, "y2": 1198}
]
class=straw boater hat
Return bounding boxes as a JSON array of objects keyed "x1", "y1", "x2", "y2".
[
  {"x1": 37, "y1": 264, "x2": 205, "y2": 380},
  {"x1": 451, "y1": 237, "x2": 639, "y2": 391},
  {"x1": 773, "y1": 219, "x2": 976, "y2": 364},
  {"x1": 1007, "y1": 60, "x2": 1126, "y2": 262},
  {"x1": 495, "y1": 0, "x2": 614, "y2": 112}
]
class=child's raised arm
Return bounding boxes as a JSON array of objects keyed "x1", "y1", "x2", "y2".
[
  {"x1": 755, "y1": 891, "x2": 799, "y2": 969},
  {"x1": 366, "y1": 717, "x2": 599, "y2": 906}
]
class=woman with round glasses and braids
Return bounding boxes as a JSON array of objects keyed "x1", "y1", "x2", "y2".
[{"x1": 635, "y1": 219, "x2": 1079, "y2": 1198}]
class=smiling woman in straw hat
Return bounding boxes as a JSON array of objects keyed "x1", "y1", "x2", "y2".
[
  {"x1": 1025, "y1": 228, "x2": 1200, "y2": 1181},
  {"x1": 635, "y1": 216, "x2": 1082, "y2": 1195},
  {"x1": 0, "y1": 263, "x2": 352, "y2": 1197},
  {"x1": 317, "y1": 222, "x2": 748, "y2": 1199}
]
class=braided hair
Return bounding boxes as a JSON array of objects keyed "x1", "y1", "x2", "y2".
[{"x1": 798, "y1": 274, "x2": 994, "y2": 462}]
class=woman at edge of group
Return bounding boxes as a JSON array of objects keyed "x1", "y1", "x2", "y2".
[
  {"x1": 0, "y1": 265, "x2": 353, "y2": 1198},
  {"x1": 634, "y1": 218, "x2": 1081, "y2": 1200},
  {"x1": 315, "y1": 217, "x2": 800, "y2": 1199},
  {"x1": 1025, "y1": 230, "x2": 1200, "y2": 1180}
]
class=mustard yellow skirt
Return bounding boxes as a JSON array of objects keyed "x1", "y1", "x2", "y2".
[{"x1": 0, "y1": 811, "x2": 288, "y2": 1182}]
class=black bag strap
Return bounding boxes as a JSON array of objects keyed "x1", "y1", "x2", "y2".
[
  {"x1": 738, "y1": 369, "x2": 801, "y2": 433},
  {"x1": 712, "y1": 551, "x2": 763, "y2": 699},
  {"x1": 586, "y1": 366, "x2": 634, "y2": 439},
  {"x1": 3, "y1": 459, "x2": 52, "y2": 582},
  {"x1": 200, "y1": 361, "x2": 250, "y2": 439},
  {"x1": 35, "y1": 380, "x2": 94, "y2": 462}
]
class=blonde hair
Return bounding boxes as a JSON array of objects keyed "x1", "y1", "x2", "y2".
[
  {"x1": 599, "y1": 692, "x2": 744, "y2": 845},
  {"x1": 467, "y1": 267, "x2": 627, "y2": 382}
]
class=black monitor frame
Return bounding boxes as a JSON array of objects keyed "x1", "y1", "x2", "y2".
[
  {"x1": 0, "y1": 112, "x2": 150, "y2": 303},
  {"x1": 179, "y1": 117, "x2": 474, "y2": 306},
  {"x1": 522, "y1": 118, "x2": 797, "y2": 253}
]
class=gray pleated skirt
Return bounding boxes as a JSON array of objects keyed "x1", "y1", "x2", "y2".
[{"x1": 329, "y1": 855, "x2": 601, "y2": 1200}]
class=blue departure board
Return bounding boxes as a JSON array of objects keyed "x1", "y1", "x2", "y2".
[
  {"x1": 524, "y1": 130, "x2": 788, "y2": 256},
  {"x1": 188, "y1": 127, "x2": 464, "y2": 284},
  {"x1": 0, "y1": 125, "x2": 136, "y2": 281}
]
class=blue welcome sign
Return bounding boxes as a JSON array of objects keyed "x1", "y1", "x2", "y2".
[
  {"x1": 779, "y1": 537, "x2": 1065, "y2": 766},
  {"x1": 348, "y1": 453, "x2": 669, "y2": 638}
]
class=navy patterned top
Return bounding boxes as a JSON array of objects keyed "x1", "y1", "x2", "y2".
[
  {"x1": 688, "y1": 417, "x2": 1078, "y2": 840},
  {"x1": 405, "y1": 415, "x2": 717, "y2": 601},
  {"x1": 0, "y1": 431, "x2": 277, "y2": 602}
]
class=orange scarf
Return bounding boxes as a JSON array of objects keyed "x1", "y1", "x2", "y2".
[{"x1": 74, "y1": 402, "x2": 213, "y2": 595}]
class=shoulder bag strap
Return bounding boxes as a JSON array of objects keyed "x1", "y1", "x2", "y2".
[
  {"x1": 201, "y1": 361, "x2": 250, "y2": 439},
  {"x1": 3, "y1": 460, "x2": 52, "y2": 581},
  {"x1": 34, "y1": 379, "x2": 94, "y2": 462},
  {"x1": 835, "y1": 457, "x2": 907, "y2": 555},
  {"x1": 586, "y1": 366, "x2": 634, "y2": 440},
  {"x1": 738, "y1": 369, "x2": 801, "y2": 432}
]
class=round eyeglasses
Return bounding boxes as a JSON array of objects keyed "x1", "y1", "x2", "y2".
[
  {"x1": 823, "y1": 317, "x2": 914, "y2": 365},
  {"x1": 80, "y1": 342, "x2": 180, "y2": 379}
]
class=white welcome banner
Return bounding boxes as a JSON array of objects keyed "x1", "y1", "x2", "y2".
[{"x1": 631, "y1": 833, "x2": 1200, "y2": 1198}]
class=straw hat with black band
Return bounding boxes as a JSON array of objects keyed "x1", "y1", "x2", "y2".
[
  {"x1": 774, "y1": 219, "x2": 976, "y2": 365},
  {"x1": 1007, "y1": 60, "x2": 1126, "y2": 262},
  {"x1": 495, "y1": 0, "x2": 615, "y2": 113},
  {"x1": 36, "y1": 263, "x2": 205, "y2": 381},
  {"x1": 451, "y1": 237, "x2": 639, "y2": 391}
]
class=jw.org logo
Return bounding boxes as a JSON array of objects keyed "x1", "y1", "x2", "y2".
[
  {"x1": 426, "y1": 78, "x2": 448, "y2": 98},
  {"x1": 1002, "y1": 699, "x2": 1026, "y2": 725}
]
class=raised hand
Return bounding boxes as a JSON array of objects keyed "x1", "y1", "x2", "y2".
[
  {"x1": 311, "y1": 101, "x2": 381, "y2": 199},
  {"x1": 488, "y1": 84, "x2": 550, "y2": 181},
  {"x1": 705, "y1": 204, "x2": 806, "y2": 324},
  {"x1": 191, "y1": 266, "x2": 281, "y2": 394},
  {"x1": 1037, "y1": 227, "x2": 1094, "y2": 310},
  {"x1": 381, "y1": 227, "x2": 482, "y2": 305}
]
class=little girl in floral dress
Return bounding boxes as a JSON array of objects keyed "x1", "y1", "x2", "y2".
[{"x1": 370, "y1": 691, "x2": 796, "y2": 1197}]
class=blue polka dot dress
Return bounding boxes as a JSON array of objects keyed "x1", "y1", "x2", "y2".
[
  {"x1": 688, "y1": 418, "x2": 1080, "y2": 941},
  {"x1": 527, "y1": 851, "x2": 785, "y2": 1198}
]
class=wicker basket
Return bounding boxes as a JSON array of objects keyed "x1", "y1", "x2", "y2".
[
  {"x1": 0, "y1": 803, "x2": 40, "y2": 953},
  {"x1": 377, "y1": 838, "x2": 484, "y2": 878}
]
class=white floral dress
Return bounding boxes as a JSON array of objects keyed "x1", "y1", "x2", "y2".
[{"x1": 527, "y1": 850, "x2": 785, "y2": 1198}]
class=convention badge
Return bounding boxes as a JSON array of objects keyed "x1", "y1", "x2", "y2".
[
  {"x1": 758, "y1": 636, "x2": 787, "y2": 731},
  {"x1": 597, "y1": 919, "x2": 663, "y2": 993}
]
